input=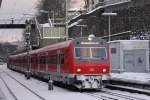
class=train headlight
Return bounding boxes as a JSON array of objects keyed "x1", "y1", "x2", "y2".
[
  {"x1": 88, "y1": 34, "x2": 95, "y2": 41},
  {"x1": 102, "y1": 68, "x2": 107, "y2": 73},
  {"x1": 77, "y1": 68, "x2": 81, "y2": 72}
]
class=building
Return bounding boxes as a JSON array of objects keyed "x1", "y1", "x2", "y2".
[
  {"x1": 109, "y1": 40, "x2": 149, "y2": 73},
  {"x1": 0, "y1": 0, "x2": 2, "y2": 7}
]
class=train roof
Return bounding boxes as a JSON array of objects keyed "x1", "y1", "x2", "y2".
[
  {"x1": 9, "y1": 52, "x2": 27, "y2": 58},
  {"x1": 31, "y1": 40, "x2": 72, "y2": 54},
  {"x1": 9, "y1": 40, "x2": 72, "y2": 58},
  {"x1": 9, "y1": 37, "x2": 105, "y2": 58}
]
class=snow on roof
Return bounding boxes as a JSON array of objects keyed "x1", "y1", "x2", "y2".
[
  {"x1": 87, "y1": 0, "x2": 131, "y2": 15},
  {"x1": 68, "y1": 0, "x2": 131, "y2": 27},
  {"x1": 32, "y1": 40, "x2": 72, "y2": 54},
  {"x1": 40, "y1": 23, "x2": 50, "y2": 27},
  {"x1": 109, "y1": 40, "x2": 149, "y2": 43},
  {"x1": 68, "y1": 19, "x2": 83, "y2": 28}
]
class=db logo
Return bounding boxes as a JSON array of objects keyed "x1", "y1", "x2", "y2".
[{"x1": 90, "y1": 68, "x2": 94, "y2": 71}]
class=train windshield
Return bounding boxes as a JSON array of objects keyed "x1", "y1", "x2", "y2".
[{"x1": 75, "y1": 47, "x2": 107, "y2": 61}]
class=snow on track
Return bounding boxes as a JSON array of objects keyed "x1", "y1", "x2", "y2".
[
  {"x1": 0, "y1": 64, "x2": 97, "y2": 100},
  {"x1": 0, "y1": 71, "x2": 44, "y2": 100}
]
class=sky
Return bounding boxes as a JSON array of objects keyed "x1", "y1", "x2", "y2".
[
  {"x1": 0, "y1": 0, "x2": 39, "y2": 43},
  {"x1": 69, "y1": 0, "x2": 85, "y2": 11},
  {"x1": 0, "y1": 0, "x2": 38, "y2": 18}
]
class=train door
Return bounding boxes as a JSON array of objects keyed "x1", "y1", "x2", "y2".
[
  {"x1": 39, "y1": 53, "x2": 47, "y2": 72},
  {"x1": 37, "y1": 54, "x2": 40, "y2": 72},
  {"x1": 31, "y1": 55, "x2": 38, "y2": 73},
  {"x1": 124, "y1": 50, "x2": 134, "y2": 72},
  {"x1": 134, "y1": 49, "x2": 146, "y2": 72},
  {"x1": 57, "y1": 50, "x2": 65, "y2": 73},
  {"x1": 34, "y1": 55, "x2": 38, "y2": 72},
  {"x1": 45, "y1": 52, "x2": 48, "y2": 72},
  {"x1": 57, "y1": 50, "x2": 61, "y2": 73}
]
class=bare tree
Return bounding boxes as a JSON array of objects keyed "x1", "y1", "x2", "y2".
[{"x1": 37, "y1": 0, "x2": 66, "y2": 23}]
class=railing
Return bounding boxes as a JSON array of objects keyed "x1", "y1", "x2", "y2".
[
  {"x1": 34, "y1": 18, "x2": 42, "y2": 38},
  {"x1": 104, "y1": 0, "x2": 131, "y2": 5},
  {"x1": 0, "y1": 18, "x2": 26, "y2": 24}
]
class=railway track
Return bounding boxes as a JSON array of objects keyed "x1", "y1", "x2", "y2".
[
  {"x1": 102, "y1": 90, "x2": 146, "y2": 100},
  {"x1": 85, "y1": 93, "x2": 118, "y2": 100},
  {"x1": 106, "y1": 84, "x2": 150, "y2": 96},
  {"x1": 84, "y1": 89, "x2": 147, "y2": 100},
  {"x1": 0, "y1": 71, "x2": 46, "y2": 100},
  {"x1": 0, "y1": 75, "x2": 17, "y2": 100},
  {"x1": 109, "y1": 80, "x2": 150, "y2": 90}
]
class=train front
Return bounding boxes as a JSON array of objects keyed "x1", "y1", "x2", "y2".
[{"x1": 71, "y1": 36, "x2": 110, "y2": 89}]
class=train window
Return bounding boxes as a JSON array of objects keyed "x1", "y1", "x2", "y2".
[
  {"x1": 60, "y1": 53, "x2": 64, "y2": 64},
  {"x1": 40, "y1": 56, "x2": 46, "y2": 64},
  {"x1": 111, "y1": 48, "x2": 116, "y2": 54},
  {"x1": 31, "y1": 58, "x2": 33, "y2": 63},
  {"x1": 35, "y1": 58, "x2": 37, "y2": 63},
  {"x1": 31, "y1": 57, "x2": 36, "y2": 64},
  {"x1": 47, "y1": 55, "x2": 57, "y2": 64}
]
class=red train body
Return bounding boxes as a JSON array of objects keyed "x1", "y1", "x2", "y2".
[{"x1": 8, "y1": 37, "x2": 110, "y2": 89}]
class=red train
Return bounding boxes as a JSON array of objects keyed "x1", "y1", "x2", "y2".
[{"x1": 8, "y1": 37, "x2": 110, "y2": 89}]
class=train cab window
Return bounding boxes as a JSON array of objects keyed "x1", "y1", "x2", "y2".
[
  {"x1": 75, "y1": 48, "x2": 91, "y2": 58},
  {"x1": 75, "y1": 47, "x2": 107, "y2": 61},
  {"x1": 91, "y1": 48, "x2": 107, "y2": 60}
]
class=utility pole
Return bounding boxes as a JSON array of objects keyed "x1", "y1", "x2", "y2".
[
  {"x1": 66, "y1": 0, "x2": 68, "y2": 40},
  {"x1": 25, "y1": 19, "x2": 32, "y2": 79},
  {"x1": 102, "y1": 12, "x2": 117, "y2": 41}
]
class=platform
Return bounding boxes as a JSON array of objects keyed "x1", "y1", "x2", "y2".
[{"x1": 110, "y1": 72, "x2": 150, "y2": 86}]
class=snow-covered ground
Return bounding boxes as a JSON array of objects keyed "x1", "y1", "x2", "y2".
[
  {"x1": 0, "y1": 64, "x2": 98, "y2": 100},
  {"x1": 111, "y1": 72, "x2": 150, "y2": 84},
  {"x1": 0, "y1": 63, "x2": 150, "y2": 100}
]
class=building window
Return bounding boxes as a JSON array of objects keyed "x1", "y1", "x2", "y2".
[{"x1": 111, "y1": 48, "x2": 116, "y2": 54}]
